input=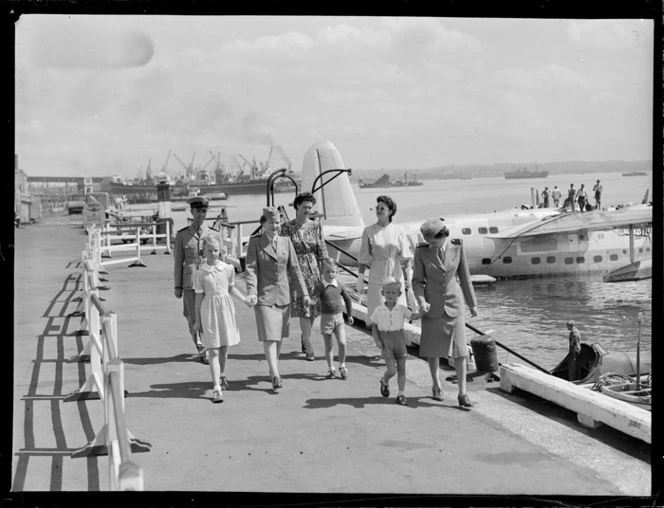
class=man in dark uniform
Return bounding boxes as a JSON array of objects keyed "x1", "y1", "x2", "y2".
[
  {"x1": 566, "y1": 320, "x2": 582, "y2": 381},
  {"x1": 173, "y1": 196, "x2": 220, "y2": 364}
]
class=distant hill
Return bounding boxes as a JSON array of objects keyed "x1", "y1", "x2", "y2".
[{"x1": 348, "y1": 160, "x2": 652, "y2": 182}]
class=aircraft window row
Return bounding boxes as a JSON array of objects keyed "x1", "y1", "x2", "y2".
[
  {"x1": 499, "y1": 252, "x2": 639, "y2": 266},
  {"x1": 461, "y1": 227, "x2": 499, "y2": 235}
]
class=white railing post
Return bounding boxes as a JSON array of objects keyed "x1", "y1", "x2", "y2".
[
  {"x1": 150, "y1": 223, "x2": 157, "y2": 255},
  {"x1": 128, "y1": 226, "x2": 147, "y2": 267},
  {"x1": 163, "y1": 219, "x2": 172, "y2": 255}
]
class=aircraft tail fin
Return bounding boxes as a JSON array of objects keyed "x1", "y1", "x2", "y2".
[
  {"x1": 642, "y1": 189, "x2": 649, "y2": 204},
  {"x1": 301, "y1": 140, "x2": 364, "y2": 228}
]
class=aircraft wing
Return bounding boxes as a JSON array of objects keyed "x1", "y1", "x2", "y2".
[{"x1": 488, "y1": 206, "x2": 653, "y2": 239}]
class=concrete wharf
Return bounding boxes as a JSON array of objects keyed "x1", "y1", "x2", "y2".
[{"x1": 11, "y1": 215, "x2": 653, "y2": 499}]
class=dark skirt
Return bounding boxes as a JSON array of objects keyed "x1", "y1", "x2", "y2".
[
  {"x1": 419, "y1": 313, "x2": 468, "y2": 359},
  {"x1": 254, "y1": 304, "x2": 290, "y2": 342}
]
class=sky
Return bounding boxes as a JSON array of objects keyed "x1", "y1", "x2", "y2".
[{"x1": 14, "y1": 14, "x2": 654, "y2": 179}]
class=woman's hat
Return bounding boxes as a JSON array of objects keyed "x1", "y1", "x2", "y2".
[
  {"x1": 420, "y1": 218, "x2": 446, "y2": 241},
  {"x1": 262, "y1": 206, "x2": 280, "y2": 221}
]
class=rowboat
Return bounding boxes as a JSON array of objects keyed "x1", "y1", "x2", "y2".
[{"x1": 599, "y1": 380, "x2": 652, "y2": 410}]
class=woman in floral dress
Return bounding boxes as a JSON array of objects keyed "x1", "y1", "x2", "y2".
[{"x1": 281, "y1": 192, "x2": 329, "y2": 360}]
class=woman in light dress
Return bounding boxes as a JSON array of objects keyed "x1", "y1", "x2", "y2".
[{"x1": 356, "y1": 195, "x2": 414, "y2": 320}]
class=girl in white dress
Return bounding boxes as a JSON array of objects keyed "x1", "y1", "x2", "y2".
[{"x1": 194, "y1": 236, "x2": 251, "y2": 403}]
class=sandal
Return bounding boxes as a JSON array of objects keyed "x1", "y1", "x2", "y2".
[
  {"x1": 380, "y1": 378, "x2": 390, "y2": 398},
  {"x1": 212, "y1": 389, "x2": 223, "y2": 403},
  {"x1": 219, "y1": 376, "x2": 229, "y2": 389},
  {"x1": 306, "y1": 353, "x2": 315, "y2": 362},
  {"x1": 339, "y1": 366, "x2": 349, "y2": 380},
  {"x1": 395, "y1": 394, "x2": 408, "y2": 406},
  {"x1": 326, "y1": 369, "x2": 336, "y2": 379},
  {"x1": 272, "y1": 376, "x2": 283, "y2": 389},
  {"x1": 432, "y1": 387, "x2": 443, "y2": 402}
]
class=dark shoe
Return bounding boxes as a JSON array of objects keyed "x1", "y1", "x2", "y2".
[
  {"x1": 212, "y1": 389, "x2": 223, "y2": 403},
  {"x1": 458, "y1": 394, "x2": 473, "y2": 409},
  {"x1": 380, "y1": 378, "x2": 390, "y2": 398},
  {"x1": 326, "y1": 369, "x2": 336, "y2": 379},
  {"x1": 272, "y1": 376, "x2": 283, "y2": 389},
  {"x1": 306, "y1": 353, "x2": 315, "y2": 362},
  {"x1": 199, "y1": 353, "x2": 209, "y2": 365},
  {"x1": 395, "y1": 394, "x2": 408, "y2": 406},
  {"x1": 219, "y1": 376, "x2": 229, "y2": 389},
  {"x1": 339, "y1": 366, "x2": 349, "y2": 380},
  {"x1": 432, "y1": 387, "x2": 443, "y2": 401}
]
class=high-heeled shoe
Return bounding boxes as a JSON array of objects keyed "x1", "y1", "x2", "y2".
[{"x1": 457, "y1": 394, "x2": 473, "y2": 409}]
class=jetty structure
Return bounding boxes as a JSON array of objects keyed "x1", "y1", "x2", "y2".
[{"x1": 12, "y1": 192, "x2": 652, "y2": 497}]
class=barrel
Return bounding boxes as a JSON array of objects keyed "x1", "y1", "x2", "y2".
[{"x1": 470, "y1": 335, "x2": 499, "y2": 373}]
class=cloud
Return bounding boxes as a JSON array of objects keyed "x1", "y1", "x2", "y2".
[
  {"x1": 494, "y1": 64, "x2": 596, "y2": 91},
  {"x1": 222, "y1": 31, "x2": 314, "y2": 61},
  {"x1": 28, "y1": 19, "x2": 154, "y2": 69},
  {"x1": 567, "y1": 20, "x2": 652, "y2": 51}
]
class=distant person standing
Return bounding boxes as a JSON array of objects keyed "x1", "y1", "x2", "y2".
[
  {"x1": 551, "y1": 186, "x2": 562, "y2": 208},
  {"x1": 576, "y1": 184, "x2": 588, "y2": 213},
  {"x1": 566, "y1": 320, "x2": 582, "y2": 381},
  {"x1": 593, "y1": 180, "x2": 603, "y2": 210},
  {"x1": 566, "y1": 184, "x2": 576, "y2": 212},
  {"x1": 541, "y1": 187, "x2": 550, "y2": 208}
]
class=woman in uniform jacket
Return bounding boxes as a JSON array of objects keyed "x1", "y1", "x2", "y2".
[
  {"x1": 412, "y1": 217, "x2": 478, "y2": 409},
  {"x1": 245, "y1": 207, "x2": 312, "y2": 390}
]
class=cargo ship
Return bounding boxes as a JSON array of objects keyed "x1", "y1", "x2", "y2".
[
  {"x1": 504, "y1": 167, "x2": 549, "y2": 179},
  {"x1": 358, "y1": 172, "x2": 423, "y2": 189},
  {"x1": 622, "y1": 171, "x2": 648, "y2": 177}
]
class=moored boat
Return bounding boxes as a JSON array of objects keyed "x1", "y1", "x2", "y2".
[
  {"x1": 550, "y1": 342, "x2": 651, "y2": 385},
  {"x1": 598, "y1": 379, "x2": 651, "y2": 410}
]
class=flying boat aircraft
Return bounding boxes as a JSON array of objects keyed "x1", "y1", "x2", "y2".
[{"x1": 299, "y1": 140, "x2": 653, "y2": 280}]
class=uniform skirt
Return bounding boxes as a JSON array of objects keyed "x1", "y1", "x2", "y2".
[
  {"x1": 254, "y1": 303, "x2": 290, "y2": 342},
  {"x1": 419, "y1": 313, "x2": 468, "y2": 359}
]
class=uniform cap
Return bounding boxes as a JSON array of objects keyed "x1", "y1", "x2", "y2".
[
  {"x1": 420, "y1": 217, "x2": 446, "y2": 241},
  {"x1": 262, "y1": 206, "x2": 280, "y2": 221},
  {"x1": 187, "y1": 196, "x2": 209, "y2": 208}
]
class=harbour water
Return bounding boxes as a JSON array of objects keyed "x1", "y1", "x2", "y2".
[{"x1": 128, "y1": 170, "x2": 652, "y2": 371}]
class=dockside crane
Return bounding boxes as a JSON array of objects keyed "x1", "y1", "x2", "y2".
[{"x1": 239, "y1": 154, "x2": 256, "y2": 179}]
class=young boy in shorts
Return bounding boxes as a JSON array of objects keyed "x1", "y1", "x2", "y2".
[
  {"x1": 370, "y1": 278, "x2": 420, "y2": 406},
  {"x1": 312, "y1": 258, "x2": 354, "y2": 379}
]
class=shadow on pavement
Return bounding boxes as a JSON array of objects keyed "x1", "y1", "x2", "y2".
[
  {"x1": 302, "y1": 395, "x2": 455, "y2": 410},
  {"x1": 13, "y1": 272, "x2": 101, "y2": 492},
  {"x1": 123, "y1": 353, "x2": 192, "y2": 365}
]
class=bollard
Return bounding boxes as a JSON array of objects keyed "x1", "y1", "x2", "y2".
[{"x1": 470, "y1": 335, "x2": 500, "y2": 373}]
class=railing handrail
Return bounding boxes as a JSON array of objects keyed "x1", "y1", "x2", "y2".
[{"x1": 91, "y1": 293, "x2": 108, "y2": 316}]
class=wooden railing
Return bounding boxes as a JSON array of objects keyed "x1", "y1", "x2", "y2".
[{"x1": 65, "y1": 227, "x2": 151, "y2": 490}]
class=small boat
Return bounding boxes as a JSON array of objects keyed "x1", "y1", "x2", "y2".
[
  {"x1": 622, "y1": 171, "x2": 647, "y2": 177},
  {"x1": 603, "y1": 258, "x2": 652, "y2": 282},
  {"x1": 550, "y1": 342, "x2": 651, "y2": 385},
  {"x1": 598, "y1": 378, "x2": 651, "y2": 410}
]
